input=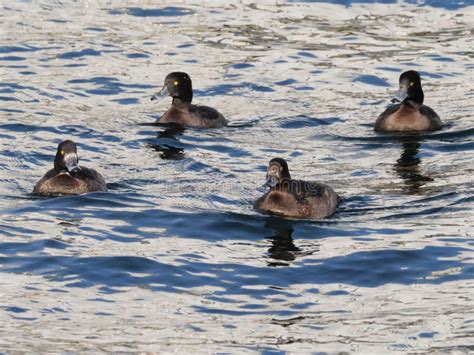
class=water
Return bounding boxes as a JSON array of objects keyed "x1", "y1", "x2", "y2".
[{"x1": 1, "y1": 0, "x2": 473, "y2": 352}]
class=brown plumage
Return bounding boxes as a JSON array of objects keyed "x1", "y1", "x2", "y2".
[
  {"x1": 374, "y1": 70, "x2": 442, "y2": 133},
  {"x1": 152, "y1": 72, "x2": 227, "y2": 128},
  {"x1": 33, "y1": 140, "x2": 106, "y2": 197},
  {"x1": 255, "y1": 158, "x2": 338, "y2": 219},
  {"x1": 160, "y1": 99, "x2": 227, "y2": 128}
]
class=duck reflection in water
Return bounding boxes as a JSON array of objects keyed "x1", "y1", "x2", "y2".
[
  {"x1": 264, "y1": 218, "x2": 301, "y2": 267},
  {"x1": 394, "y1": 139, "x2": 433, "y2": 194},
  {"x1": 147, "y1": 123, "x2": 186, "y2": 160}
]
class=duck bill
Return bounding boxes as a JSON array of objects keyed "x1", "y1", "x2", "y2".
[
  {"x1": 264, "y1": 175, "x2": 279, "y2": 188},
  {"x1": 64, "y1": 153, "x2": 80, "y2": 173},
  {"x1": 391, "y1": 86, "x2": 408, "y2": 103},
  {"x1": 151, "y1": 86, "x2": 170, "y2": 101}
]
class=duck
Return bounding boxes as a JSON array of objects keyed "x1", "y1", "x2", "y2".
[
  {"x1": 255, "y1": 158, "x2": 338, "y2": 219},
  {"x1": 151, "y1": 72, "x2": 228, "y2": 128},
  {"x1": 33, "y1": 140, "x2": 106, "y2": 196},
  {"x1": 374, "y1": 70, "x2": 442, "y2": 133}
]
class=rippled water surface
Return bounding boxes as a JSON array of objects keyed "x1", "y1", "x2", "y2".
[{"x1": 1, "y1": 0, "x2": 473, "y2": 352}]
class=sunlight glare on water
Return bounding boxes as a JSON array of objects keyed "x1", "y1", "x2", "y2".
[{"x1": 0, "y1": 0, "x2": 473, "y2": 352}]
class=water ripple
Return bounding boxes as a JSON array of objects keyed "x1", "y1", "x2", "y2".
[{"x1": 0, "y1": 0, "x2": 472, "y2": 352}]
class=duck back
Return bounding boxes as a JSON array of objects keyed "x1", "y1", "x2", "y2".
[
  {"x1": 256, "y1": 180, "x2": 338, "y2": 219},
  {"x1": 160, "y1": 104, "x2": 227, "y2": 128},
  {"x1": 33, "y1": 168, "x2": 106, "y2": 196},
  {"x1": 375, "y1": 102, "x2": 441, "y2": 132}
]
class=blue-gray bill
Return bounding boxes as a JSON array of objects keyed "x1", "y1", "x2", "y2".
[
  {"x1": 151, "y1": 86, "x2": 170, "y2": 101},
  {"x1": 64, "y1": 153, "x2": 80, "y2": 173},
  {"x1": 391, "y1": 87, "x2": 408, "y2": 103},
  {"x1": 265, "y1": 176, "x2": 279, "y2": 188}
]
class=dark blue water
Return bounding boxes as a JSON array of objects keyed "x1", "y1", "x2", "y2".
[{"x1": 0, "y1": 0, "x2": 473, "y2": 352}]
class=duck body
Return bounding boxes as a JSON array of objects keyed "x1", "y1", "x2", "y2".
[
  {"x1": 33, "y1": 140, "x2": 106, "y2": 197},
  {"x1": 374, "y1": 101, "x2": 442, "y2": 132},
  {"x1": 33, "y1": 167, "x2": 106, "y2": 196},
  {"x1": 374, "y1": 70, "x2": 442, "y2": 133},
  {"x1": 152, "y1": 72, "x2": 227, "y2": 129},
  {"x1": 160, "y1": 99, "x2": 227, "y2": 128},
  {"x1": 255, "y1": 158, "x2": 338, "y2": 219},
  {"x1": 255, "y1": 180, "x2": 338, "y2": 219}
]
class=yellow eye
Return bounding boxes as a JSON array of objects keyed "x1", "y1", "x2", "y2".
[
  {"x1": 60, "y1": 150, "x2": 65, "y2": 155},
  {"x1": 173, "y1": 81, "x2": 179, "y2": 86},
  {"x1": 409, "y1": 82, "x2": 414, "y2": 87}
]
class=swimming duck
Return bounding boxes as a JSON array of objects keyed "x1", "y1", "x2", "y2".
[
  {"x1": 255, "y1": 158, "x2": 338, "y2": 219},
  {"x1": 33, "y1": 140, "x2": 106, "y2": 196},
  {"x1": 151, "y1": 72, "x2": 228, "y2": 128},
  {"x1": 374, "y1": 70, "x2": 442, "y2": 133}
]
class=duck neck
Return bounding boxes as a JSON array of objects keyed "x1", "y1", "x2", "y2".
[
  {"x1": 407, "y1": 90, "x2": 424, "y2": 105},
  {"x1": 172, "y1": 97, "x2": 192, "y2": 109},
  {"x1": 271, "y1": 179, "x2": 291, "y2": 193},
  {"x1": 53, "y1": 155, "x2": 66, "y2": 172}
]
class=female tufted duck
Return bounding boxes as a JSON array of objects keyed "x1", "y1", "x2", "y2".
[
  {"x1": 255, "y1": 158, "x2": 338, "y2": 219},
  {"x1": 151, "y1": 72, "x2": 228, "y2": 128},
  {"x1": 374, "y1": 70, "x2": 442, "y2": 133},
  {"x1": 33, "y1": 140, "x2": 106, "y2": 196}
]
